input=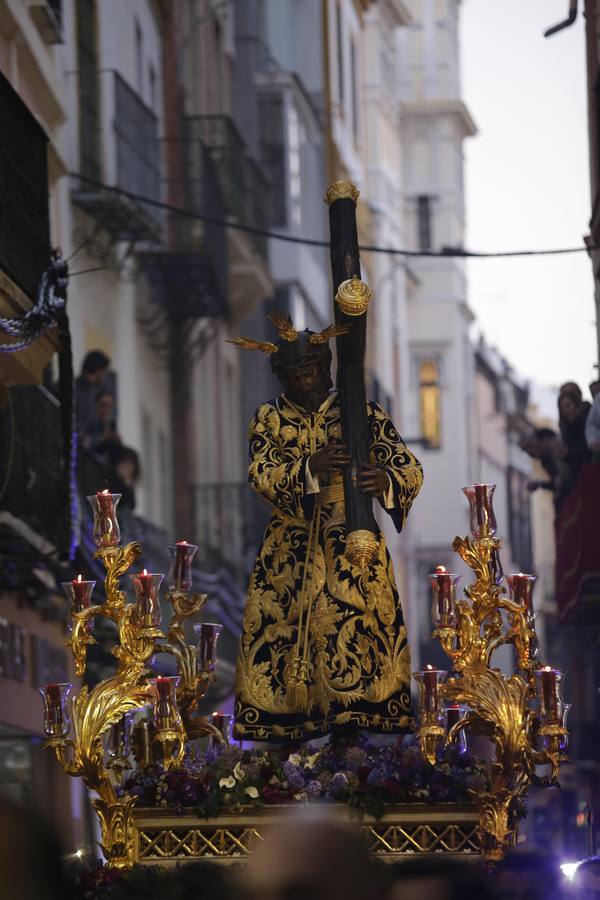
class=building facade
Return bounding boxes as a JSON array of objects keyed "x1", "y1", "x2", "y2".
[{"x1": 396, "y1": 0, "x2": 477, "y2": 665}]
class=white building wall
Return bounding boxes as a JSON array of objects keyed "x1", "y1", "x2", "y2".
[
  {"x1": 56, "y1": 0, "x2": 172, "y2": 528},
  {"x1": 397, "y1": 0, "x2": 477, "y2": 664}
]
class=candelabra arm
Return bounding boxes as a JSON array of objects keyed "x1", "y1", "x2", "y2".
[
  {"x1": 446, "y1": 713, "x2": 478, "y2": 746},
  {"x1": 97, "y1": 542, "x2": 143, "y2": 605}
]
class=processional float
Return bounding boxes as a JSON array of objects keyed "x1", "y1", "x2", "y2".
[{"x1": 40, "y1": 184, "x2": 567, "y2": 867}]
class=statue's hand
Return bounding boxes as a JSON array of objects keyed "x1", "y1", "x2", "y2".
[
  {"x1": 309, "y1": 442, "x2": 351, "y2": 477},
  {"x1": 358, "y1": 463, "x2": 388, "y2": 496}
]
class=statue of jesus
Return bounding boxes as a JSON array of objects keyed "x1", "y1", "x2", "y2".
[{"x1": 230, "y1": 316, "x2": 423, "y2": 743}]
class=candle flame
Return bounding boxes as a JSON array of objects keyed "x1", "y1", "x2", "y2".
[
  {"x1": 101, "y1": 488, "x2": 109, "y2": 495},
  {"x1": 426, "y1": 664, "x2": 433, "y2": 670},
  {"x1": 76, "y1": 574, "x2": 82, "y2": 582},
  {"x1": 435, "y1": 565, "x2": 446, "y2": 573},
  {"x1": 143, "y1": 568, "x2": 148, "y2": 576},
  {"x1": 179, "y1": 540, "x2": 188, "y2": 545},
  {"x1": 544, "y1": 665, "x2": 552, "y2": 672}
]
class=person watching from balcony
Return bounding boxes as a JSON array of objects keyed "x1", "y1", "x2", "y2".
[
  {"x1": 558, "y1": 382, "x2": 591, "y2": 497},
  {"x1": 83, "y1": 390, "x2": 121, "y2": 455},
  {"x1": 106, "y1": 444, "x2": 140, "y2": 512},
  {"x1": 75, "y1": 349, "x2": 110, "y2": 436},
  {"x1": 585, "y1": 379, "x2": 600, "y2": 463},
  {"x1": 521, "y1": 428, "x2": 561, "y2": 492}
]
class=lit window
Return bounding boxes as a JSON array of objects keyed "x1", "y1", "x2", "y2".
[{"x1": 419, "y1": 359, "x2": 441, "y2": 448}]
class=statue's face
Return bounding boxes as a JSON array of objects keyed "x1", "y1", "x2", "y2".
[{"x1": 283, "y1": 360, "x2": 330, "y2": 412}]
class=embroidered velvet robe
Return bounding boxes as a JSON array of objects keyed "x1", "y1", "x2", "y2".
[{"x1": 234, "y1": 391, "x2": 423, "y2": 742}]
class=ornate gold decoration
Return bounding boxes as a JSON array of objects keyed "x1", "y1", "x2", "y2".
[
  {"x1": 335, "y1": 276, "x2": 373, "y2": 318},
  {"x1": 228, "y1": 320, "x2": 349, "y2": 354},
  {"x1": 267, "y1": 311, "x2": 298, "y2": 342},
  {"x1": 226, "y1": 337, "x2": 278, "y2": 354},
  {"x1": 235, "y1": 396, "x2": 422, "y2": 740},
  {"x1": 308, "y1": 323, "x2": 351, "y2": 343},
  {"x1": 414, "y1": 486, "x2": 568, "y2": 862},
  {"x1": 132, "y1": 805, "x2": 480, "y2": 864},
  {"x1": 155, "y1": 588, "x2": 223, "y2": 744},
  {"x1": 324, "y1": 180, "x2": 360, "y2": 206},
  {"x1": 345, "y1": 528, "x2": 379, "y2": 568},
  {"x1": 42, "y1": 503, "x2": 224, "y2": 868}
]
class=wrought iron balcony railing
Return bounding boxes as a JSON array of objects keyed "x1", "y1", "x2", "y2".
[
  {"x1": 186, "y1": 116, "x2": 271, "y2": 260},
  {"x1": 137, "y1": 136, "x2": 228, "y2": 319},
  {"x1": 0, "y1": 384, "x2": 65, "y2": 549},
  {"x1": 190, "y1": 481, "x2": 265, "y2": 580},
  {"x1": 73, "y1": 70, "x2": 162, "y2": 243}
]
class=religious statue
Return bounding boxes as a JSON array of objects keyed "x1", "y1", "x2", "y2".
[{"x1": 229, "y1": 317, "x2": 423, "y2": 742}]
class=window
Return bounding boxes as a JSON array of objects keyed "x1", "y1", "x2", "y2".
[
  {"x1": 258, "y1": 93, "x2": 286, "y2": 226},
  {"x1": 148, "y1": 63, "x2": 156, "y2": 111},
  {"x1": 350, "y1": 41, "x2": 359, "y2": 143},
  {"x1": 135, "y1": 18, "x2": 143, "y2": 96},
  {"x1": 417, "y1": 195, "x2": 432, "y2": 251},
  {"x1": 76, "y1": 0, "x2": 101, "y2": 181},
  {"x1": 419, "y1": 359, "x2": 441, "y2": 448},
  {"x1": 336, "y1": 3, "x2": 344, "y2": 109}
]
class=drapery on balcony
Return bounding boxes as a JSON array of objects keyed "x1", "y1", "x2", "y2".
[
  {"x1": 73, "y1": 70, "x2": 162, "y2": 243},
  {"x1": 556, "y1": 464, "x2": 600, "y2": 623},
  {"x1": 186, "y1": 115, "x2": 271, "y2": 260}
]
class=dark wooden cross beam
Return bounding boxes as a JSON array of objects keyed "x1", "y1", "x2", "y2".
[{"x1": 325, "y1": 181, "x2": 378, "y2": 567}]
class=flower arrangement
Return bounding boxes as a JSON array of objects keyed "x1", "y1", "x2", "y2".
[{"x1": 121, "y1": 735, "x2": 490, "y2": 821}]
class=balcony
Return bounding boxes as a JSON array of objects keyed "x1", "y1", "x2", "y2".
[
  {"x1": 186, "y1": 116, "x2": 273, "y2": 316},
  {"x1": 72, "y1": 70, "x2": 162, "y2": 243},
  {"x1": 0, "y1": 384, "x2": 69, "y2": 617},
  {"x1": 136, "y1": 139, "x2": 228, "y2": 319},
  {"x1": 29, "y1": 1, "x2": 63, "y2": 44},
  {"x1": 190, "y1": 481, "x2": 266, "y2": 581}
]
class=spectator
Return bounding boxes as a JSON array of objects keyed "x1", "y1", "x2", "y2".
[
  {"x1": 75, "y1": 350, "x2": 110, "y2": 436},
  {"x1": 240, "y1": 811, "x2": 384, "y2": 900},
  {"x1": 495, "y1": 848, "x2": 565, "y2": 900},
  {"x1": 585, "y1": 381, "x2": 600, "y2": 463},
  {"x1": 83, "y1": 390, "x2": 121, "y2": 456},
  {"x1": 558, "y1": 382, "x2": 591, "y2": 498},
  {"x1": 387, "y1": 856, "x2": 497, "y2": 900},
  {"x1": 572, "y1": 857, "x2": 600, "y2": 899},
  {"x1": 106, "y1": 444, "x2": 141, "y2": 512}
]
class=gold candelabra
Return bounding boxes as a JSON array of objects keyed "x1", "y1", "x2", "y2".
[
  {"x1": 40, "y1": 491, "x2": 226, "y2": 868},
  {"x1": 414, "y1": 484, "x2": 569, "y2": 861}
]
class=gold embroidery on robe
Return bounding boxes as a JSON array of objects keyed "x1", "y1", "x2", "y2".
[{"x1": 234, "y1": 392, "x2": 423, "y2": 742}]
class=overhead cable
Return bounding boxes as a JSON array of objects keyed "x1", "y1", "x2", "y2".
[{"x1": 69, "y1": 172, "x2": 593, "y2": 260}]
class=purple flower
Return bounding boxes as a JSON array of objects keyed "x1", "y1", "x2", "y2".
[
  {"x1": 344, "y1": 746, "x2": 367, "y2": 770},
  {"x1": 283, "y1": 761, "x2": 305, "y2": 791},
  {"x1": 307, "y1": 780, "x2": 322, "y2": 798},
  {"x1": 366, "y1": 765, "x2": 387, "y2": 786},
  {"x1": 330, "y1": 772, "x2": 349, "y2": 796}
]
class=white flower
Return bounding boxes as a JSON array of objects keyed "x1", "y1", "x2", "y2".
[
  {"x1": 245, "y1": 786, "x2": 259, "y2": 799},
  {"x1": 219, "y1": 776, "x2": 236, "y2": 789},
  {"x1": 293, "y1": 792, "x2": 307, "y2": 802},
  {"x1": 233, "y1": 762, "x2": 245, "y2": 781},
  {"x1": 287, "y1": 753, "x2": 301, "y2": 766},
  {"x1": 305, "y1": 752, "x2": 320, "y2": 768}
]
